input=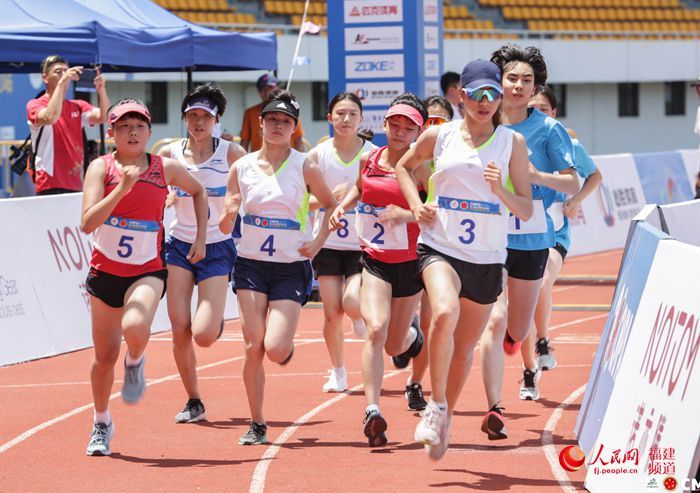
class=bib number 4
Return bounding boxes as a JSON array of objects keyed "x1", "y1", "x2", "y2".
[{"x1": 260, "y1": 234, "x2": 276, "y2": 257}]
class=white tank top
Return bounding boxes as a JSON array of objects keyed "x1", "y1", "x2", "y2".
[
  {"x1": 169, "y1": 138, "x2": 230, "y2": 244},
  {"x1": 419, "y1": 121, "x2": 514, "y2": 264},
  {"x1": 236, "y1": 149, "x2": 311, "y2": 263},
  {"x1": 311, "y1": 138, "x2": 375, "y2": 251}
]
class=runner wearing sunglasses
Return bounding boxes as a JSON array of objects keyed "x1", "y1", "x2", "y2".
[{"x1": 396, "y1": 59, "x2": 532, "y2": 459}]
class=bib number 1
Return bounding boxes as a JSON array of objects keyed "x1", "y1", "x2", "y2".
[{"x1": 260, "y1": 234, "x2": 276, "y2": 257}]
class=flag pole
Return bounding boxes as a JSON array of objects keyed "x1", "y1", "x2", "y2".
[{"x1": 286, "y1": 0, "x2": 310, "y2": 91}]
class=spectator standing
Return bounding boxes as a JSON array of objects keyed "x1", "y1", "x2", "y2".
[
  {"x1": 440, "y1": 71, "x2": 464, "y2": 120},
  {"x1": 27, "y1": 55, "x2": 110, "y2": 195},
  {"x1": 239, "y1": 74, "x2": 305, "y2": 152}
]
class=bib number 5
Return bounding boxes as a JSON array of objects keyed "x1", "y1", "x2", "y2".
[{"x1": 117, "y1": 235, "x2": 134, "y2": 258}]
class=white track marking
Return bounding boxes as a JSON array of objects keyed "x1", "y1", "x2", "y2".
[
  {"x1": 541, "y1": 384, "x2": 587, "y2": 493},
  {"x1": 249, "y1": 370, "x2": 405, "y2": 493},
  {"x1": 0, "y1": 340, "x2": 322, "y2": 455}
]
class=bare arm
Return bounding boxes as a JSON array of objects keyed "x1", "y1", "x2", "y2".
[
  {"x1": 80, "y1": 158, "x2": 137, "y2": 233},
  {"x1": 164, "y1": 157, "x2": 208, "y2": 263},
  {"x1": 35, "y1": 68, "x2": 82, "y2": 126},
  {"x1": 219, "y1": 161, "x2": 242, "y2": 235},
  {"x1": 300, "y1": 159, "x2": 337, "y2": 258},
  {"x1": 486, "y1": 133, "x2": 532, "y2": 221},
  {"x1": 530, "y1": 165, "x2": 580, "y2": 195},
  {"x1": 88, "y1": 70, "x2": 110, "y2": 125},
  {"x1": 396, "y1": 126, "x2": 439, "y2": 224},
  {"x1": 564, "y1": 169, "x2": 602, "y2": 218},
  {"x1": 226, "y1": 141, "x2": 247, "y2": 167}
]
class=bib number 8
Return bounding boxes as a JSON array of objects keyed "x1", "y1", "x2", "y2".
[
  {"x1": 459, "y1": 219, "x2": 476, "y2": 245},
  {"x1": 337, "y1": 218, "x2": 349, "y2": 239},
  {"x1": 370, "y1": 222, "x2": 385, "y2": 244},
  {"x1": 260, "y1": 234, "x2": 276, "y2": 257},
  {"x1": 117, "y1": 235, "x2": 134, "y2": 258}
]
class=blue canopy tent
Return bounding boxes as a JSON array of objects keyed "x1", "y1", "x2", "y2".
[{"x1": 0, "y1": 0, "x2": 277, "y2": 73}]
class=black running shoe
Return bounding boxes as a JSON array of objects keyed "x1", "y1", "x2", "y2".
[
  {"x1": 239, "y1": 420, "x2": 269, "y2": 445},
  {"x1": 392, "y1": 316, "x2": 424, "y2": 369},
  {"x1": 175, "y1": 398, "x2": 207, "y2": 423},
  {"x1": 480, "y1": 404, "x2": 508, "y2": 440},
  {"x1": 363, "y1": 410, "x2": 388, "y2": 447},
  {"x1": 535, "y1": 337, "x2": 557, "y2": 370},
  {"x1": 405, "y1": 383, "x2": 428, "y2": 411}
]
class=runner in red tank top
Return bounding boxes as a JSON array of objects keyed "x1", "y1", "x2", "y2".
[
  {"x1": 330, "y1": 93, "x2": 432, "y2": 447},
  {"x1": 80, "y1": 99, "x2": 208, "y2": 457}
]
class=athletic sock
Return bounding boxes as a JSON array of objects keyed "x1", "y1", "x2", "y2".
[
  {"x1": 125, "y1": 352, "x2": 143, "y2": 367},
  {"x1": 94, "y1": 408, "x2": 111, "y2": 425},
  {"x1": 431, "y1": 400, "x2": 447, "y2": 411},
  {"x1": 366, "y1": 404, "x2": 380, "y2": 415}
]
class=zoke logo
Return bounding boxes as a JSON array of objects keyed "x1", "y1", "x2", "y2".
[{"x1": 355, "y1": 60, "x2": 395, "y2": 72}]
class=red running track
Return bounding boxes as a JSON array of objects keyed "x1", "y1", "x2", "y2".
[{"x1": 0, "y1": 249, "x2": 622, "y2": 492}]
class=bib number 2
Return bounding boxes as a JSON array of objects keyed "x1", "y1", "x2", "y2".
[
  {"x1": 370, "y1": 222, "x2": 385, "y2": 245},
  {"x1": 260, "y1": 234, "x2": 276, "y2": 257}
]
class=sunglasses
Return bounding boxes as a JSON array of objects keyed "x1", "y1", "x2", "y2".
[
  {"x1": 463, "y1": 87, "x2": 502, "y2": 102},
  {"x1": 426, "y1": 115, "x2": 448, "y2": 126}
]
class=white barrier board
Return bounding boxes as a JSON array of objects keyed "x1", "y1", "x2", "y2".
[{"x1": 0, "y1": 194, "x2": 238, "y2": 366}]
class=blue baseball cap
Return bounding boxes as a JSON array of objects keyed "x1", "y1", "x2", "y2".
[{"x1": 460, "y1": 59, "x2": 503, "y2": 93}]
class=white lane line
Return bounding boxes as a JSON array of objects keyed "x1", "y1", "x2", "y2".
[
  {"x1": 0, "y1": 340, "x2": 321, "y2": 455},
  {"x1": 548, "y1": 313, "x2": 608, "y2": 333},
  {"x1": 249, "y1": 369, "x2": 405, "y2": 493},
  {"x1": 541, "y1": 384, "x2": 587, "y2": 493}
]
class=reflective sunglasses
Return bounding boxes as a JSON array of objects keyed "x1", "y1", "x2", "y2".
[
  {"x1": 463, "y1": 87, "x2": 502, "y2": 102},
  {"x1": 425, "y1": 115, "x2": 448, "y2": 126}
]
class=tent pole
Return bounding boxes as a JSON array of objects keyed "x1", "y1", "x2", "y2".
[
  {"x1": 99, "y1": 124, "x2": 105, "y2": 155},
  {"x1": 186, "y1": 67, "x2": 193, "y2": 92}
]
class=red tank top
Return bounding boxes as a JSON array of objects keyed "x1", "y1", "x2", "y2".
[
  {"x1": 360, "y1": 146, "x2": 420, "y2": 263},
  {"x1": 90, "y1": 153, "x2": 168, "y2": 276}
]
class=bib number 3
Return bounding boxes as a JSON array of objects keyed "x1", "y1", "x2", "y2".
[{"x1": 458, "y1": 219, "x2": 476, "y2": 245}]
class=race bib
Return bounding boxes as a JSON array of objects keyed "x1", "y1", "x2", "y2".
[
  {"x1": 239, "y1": 214, "x2": 303, "y2": 260},
  {"x1": 549, "y1": 201, "x2": 565, "y2": 232},
  {"x1": 356, "y1": 202, "x2": 408, "y2": 250},
  {"x1": 313, "y1": 208, "x2": 359, "y2": 250},
  {"x1": 93, "y1": 215, "x2": 160, "y2": 265},
  {"x1": 433, "y1": 196, "x2": 506, "y2": 252},
  {"x1": 508, "y1": 198, "x2": 547, "y2": 235}
]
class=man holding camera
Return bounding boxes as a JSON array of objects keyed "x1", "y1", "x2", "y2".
[{"x1": 26, "y1": 55, "x2": 110, "y2": 195}]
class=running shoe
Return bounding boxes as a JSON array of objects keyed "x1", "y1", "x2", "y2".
[
  {"x1": 415, "y1": 400, "x2": 447, "y2": 446},
  {"x1": 175, "y1": 398, "x2": 207, "y2": 423},
  {"x1": 86, "y1": 422, "x2": 114, "y2": 456},
  {"x1": 519, "y1": 367, "x2": 541, "y2": 401},
  {"x1": 121, "y1": 356, "x2": 146, "y2": 404},
  {"x1": 279, "y1": 346, "x2": 294, "y2": 366},
  {"x1": 351, "y1": 318, "x2": 367, "y2": 338},
  {"x1": 536, "y1": 337, "x2": 557, "y2": 370},
  {"x1": 363, "y1": 409, "x2": 388, "y2": 447},
  {"x1": 480, "y1": 404, "x2": 508, "y2": 440},
  {"x1": 239, "y1": 421, "x2": 269, "y2": 445},
  {"x1": 322, "y1": 368, "x2": 348, "y2": 393},
  {"x1": 426, "y1": 416, "x2": 452, "y2": 461},
  {"x1": 392, "y1": 317, "x2": 424, "y2": 369},
  {"x1": 503, "y1": 331, "x2": 522, "y2": 356},
  {"x1": 405, "y1": 383, "x2": 428, "y2": 411}
]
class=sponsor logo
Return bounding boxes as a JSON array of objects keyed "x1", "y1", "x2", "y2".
[
  {"x1": 424, "y1": 54, "x2": 440, "y2": 77},
  {"x1": 558, "y1": 445, "x2": 586, "y2": 472},
  {"x1": 423, "y1": 0, "x2": 439, "y2": 21},
  {"x1": 424, "y1": 25, "x2": 439, "y2": 49},
  {"x1": 596, "y1": 183, "x2": 616, "y2": 227},
  {"x1": 356, "y1": 61, "x2": 394, "y2": 72},
  {"x1": 255, "y1": 217, "x2": 261, "y2": 226},
  {"x1": 344, "y1": 26, "x2": 403, "y2": 51},
  {"x1": 347, "y1": 82, "x2": 404, "y2": 106},
  {"x1": 345, "y1": 0, "x2": 402, "y2": 23},
  {"x1": 0, "y1": 274, "x2": 26, "y2": 320},
  {"x1": 647, "y1": 477, "x2": 660, "y2": 490},
  {"x1": 346, "y1": 54, "x2": 404, "y2": 79},
  {"x1": 450, "y1": 199, "x2": 458, "y2": 209},
  {"x1": 663, "y1": 476, "x2": 678, "y2": 491}
]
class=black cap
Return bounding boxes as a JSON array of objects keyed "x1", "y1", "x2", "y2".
[{"x1": 260, "y1": 98, "x2": 300, "y2": 122}]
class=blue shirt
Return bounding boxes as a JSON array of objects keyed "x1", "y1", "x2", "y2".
[
  {"x1": 552, "y1": 138, "x2": 598, "y2": 251},
  {"x1": 506, "y1": 108, "x2": 574, "y2": 250}
]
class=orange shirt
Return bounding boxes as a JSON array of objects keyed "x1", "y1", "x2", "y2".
[{"x1": 239, "y1": 102, "x2": 304, "y2": 152}]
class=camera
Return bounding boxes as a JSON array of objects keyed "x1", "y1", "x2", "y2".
[{"x1": 75, "y1": 68, "x2": 98, "y2": 93}]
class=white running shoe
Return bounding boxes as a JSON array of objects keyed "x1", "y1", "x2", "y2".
[
  {"x1": 426, "y1": 416, "x2": 452, "y2": 461},
  {"x1": 86, "y1": 422, "x2": 114, "y2": 456},
  {"x1": 519, "y1": 367, "x2": 541, "y2": 401},
  {"x1": 322, "y1": 367, "x2": 348, "y2": 392},
  {"x1": 351, "y1": 319, "x2": 367, "y2": 338},
  {"x1": 414, "y1": 400, "x2": 447, "y2": 446},
  {"x1": 536, "y1": 337, "x2": 557, "y2": 370}
]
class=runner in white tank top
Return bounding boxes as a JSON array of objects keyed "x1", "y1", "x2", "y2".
[
  {"x1": 159, "y1": 83, "x2": 246, "y2": 425},
  {"x1": 307, "y1": 93, "x2": 376, "y2": 393},
  {"x1": 218, "y1": 91, "x2": 336, "y2": 446},
  {"x1": 396, "y1": 59, "x2": 532, "y2": 459}
]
